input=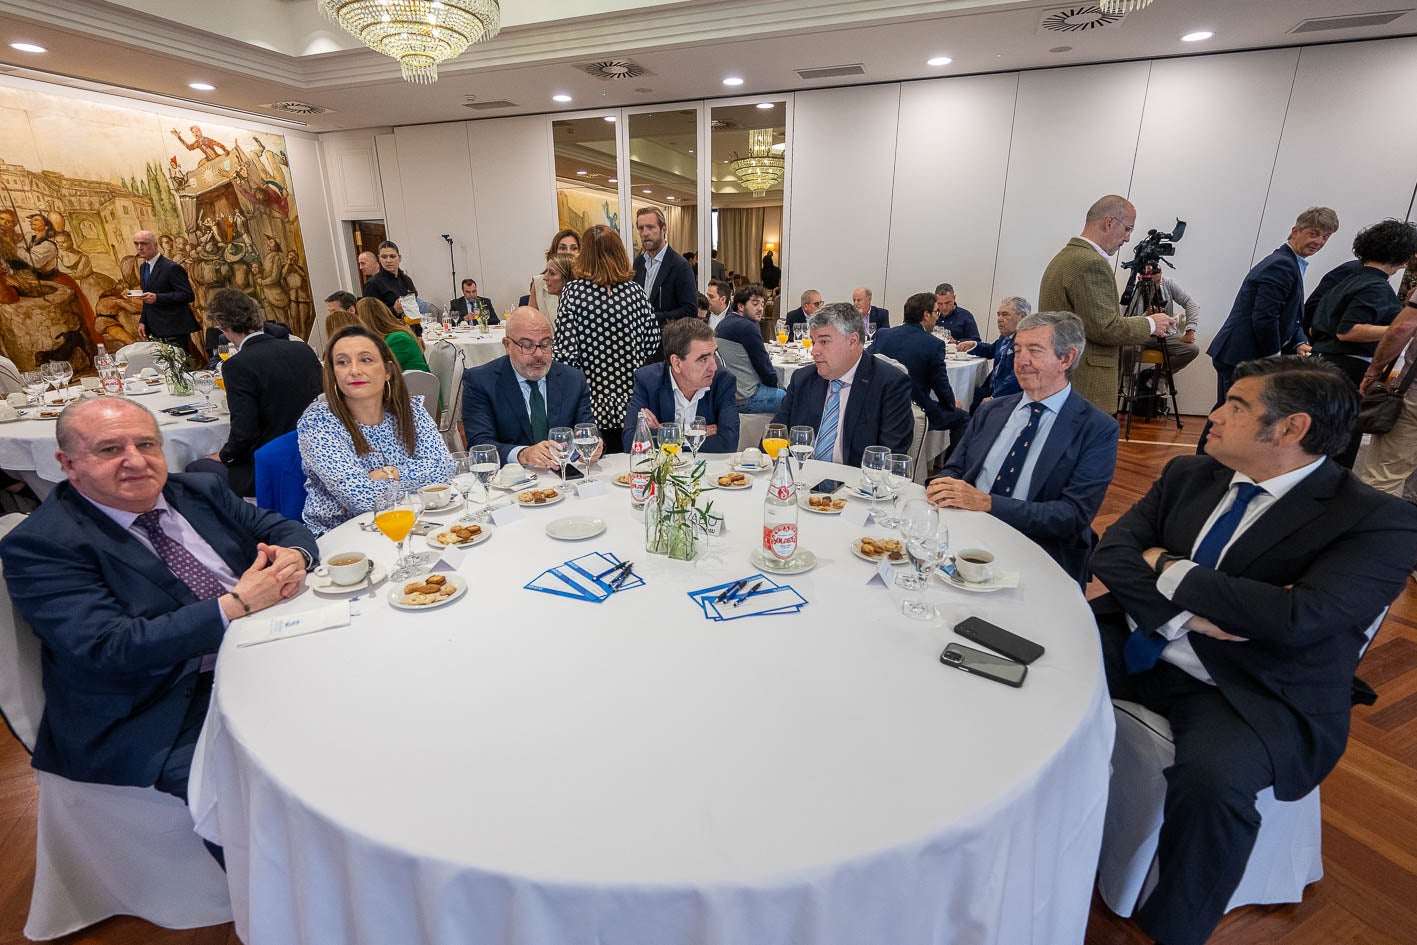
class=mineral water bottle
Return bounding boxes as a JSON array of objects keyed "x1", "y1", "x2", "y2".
[
  {"x1": 629, "y1": 411, "x2": 655, "y2": 510},
  {"x1": 762, "y1": 448, "x2": 798, "y2": 565},
  {"x1": 94, "y1": 345, "x2": 122, "y2": 395}
]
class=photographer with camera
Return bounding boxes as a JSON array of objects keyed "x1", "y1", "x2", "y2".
[{"x1": 1119, "y1": 220, "x2": 1198, "y2": 377}]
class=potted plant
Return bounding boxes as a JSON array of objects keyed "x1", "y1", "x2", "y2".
[
  {"x1": 152, "y1": 341, "x2": 195, "y2": 397},
  {"x1": 644, "y1": 449, "x2": 716, "y2": 561}
]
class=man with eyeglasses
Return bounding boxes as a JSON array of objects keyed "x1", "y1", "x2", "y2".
[{"x1": 461, "y1": 307, "x2": 601, "y2": 466}]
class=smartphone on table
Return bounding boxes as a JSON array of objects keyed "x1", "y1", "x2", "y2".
[
  {"x1": 954, "y1": 616, "x2": 1044, "y2": 664},
  {"x1": 940, "y1": 643, "x2": 1028, "y2": 688}
]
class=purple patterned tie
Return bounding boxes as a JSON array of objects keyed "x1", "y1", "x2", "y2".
[{"x1": 133, "y1": 509, "x2": 227, "y2": 600}]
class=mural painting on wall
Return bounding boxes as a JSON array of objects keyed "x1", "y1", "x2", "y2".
[
  {"x1": 0, "y1": 86, "x2": 314, "y2": 373},
  {"x1": 557, "y1": 185, "x2": 620, "y2": 236}
]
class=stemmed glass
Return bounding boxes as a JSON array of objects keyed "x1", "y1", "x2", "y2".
[
  {"x1": 861, "y1": 445, "x2": 892, "y2": 524},
  {"x1": 548, "y1": 427, "x2": 575, "y2": 484},
  {"x1": 20, "y1": 371, "x2": 46, "y2": 406},
  {"x1": 574, "y1": 422, "x2": 601, "y2": 479},
  {"x1": 898, "y1": 500, "x2": 949, "y2": 620},
  {"x1": 875, "y1": 453, "x2": 915, "y2": 529},
  {"x1": 788, "y1": 425, "x2": 814, "y2": 487},
  {"x1": 685, "y1": 418, "x2": 708, "y2": 465},
  {"x1": 374, "y1": 480, "x2": 426, "y2": 581},
  {"x1": 762, "y1": 422, "x2": 788, "y2": 465},
  {"x1": 39, "y1": 363, "x2": 59, "y2": 401},
  {"x1": 53, "y1": 360, "x2": 73, "y2": 399},
  {"x1": 192, "y1": 371, "x2": 216, "y2": 412},
  {"x1": 113, "y1": 349, "x2": 130, "y2": 377},
  {"x1": 659, "y1": 421, "x2": 683, "y2": 468},
  {"x1": 469, "y1": 443, "x2": 500, "y2": 523},
  {"x1": 449, "y1": 451, "x2": 477, "y2": 523}
]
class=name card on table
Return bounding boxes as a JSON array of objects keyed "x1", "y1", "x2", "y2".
[
  {"x1": 490, "y1": 504, "x2": 524, "y2": 527},
  {"x1": 575, "y1": 479, "x2": 607, "y2": 500},
  {"x1": 866, "y1": 559, "x2": 895, "y2": 587}
]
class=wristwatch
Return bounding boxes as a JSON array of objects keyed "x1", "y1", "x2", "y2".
[{"x1": 1153, "y1": 553, "x2": 1187, "y2": 577}]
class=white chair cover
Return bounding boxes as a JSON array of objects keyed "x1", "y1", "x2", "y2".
[
  {"x1": 425, "y1": 339, "x2": 467, "y2": 433},
  {"x1": 0, "y1": 355, "x2": 24, "y2": 395},
  {"x1": 403, "y1": 368, "x2": 440, "y2": 420},
  {"x1": 737, "y1": 412, "x2": 771, "y2": 452},
  {"x1": 0, "y1": 512, "x2": 43, "y2": 750},
  {"x1": 116, "y1": 341, "x2": 162, "y2": 374}
]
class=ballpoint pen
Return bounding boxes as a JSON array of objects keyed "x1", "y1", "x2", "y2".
[
  {"x1": 594, "y1": 560, "x2": 631, "y2": 581},
  {"x1": 714, "y1": 578, "x2": 748, "y2": 604},
  {"x1": 730, "y1": 580, "x2": 765, "y2": 607},
  {"x1": 609, "y1": 563, "x2": 636, "y2": 591}
]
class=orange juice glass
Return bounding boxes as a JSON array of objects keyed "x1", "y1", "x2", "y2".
[
  {"x1": 374, "y1": 507, "x2": 416, "y2": 542},
  {"x1": 776, "y1": 330, "x2": 788, "y2": 345}
]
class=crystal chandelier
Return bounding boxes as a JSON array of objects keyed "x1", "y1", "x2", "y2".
[
  {"x1": 728, "y1": 129, "x2": 786, "y2": 196},
  {"x1": 1098, "y1": 0, "x2": 1153, "y2": 12},
  {"x1": 320, "y1": 0, "x2": 502, "y2": 85}
]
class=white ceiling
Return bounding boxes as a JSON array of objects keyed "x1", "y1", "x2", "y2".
[{"x1": 0, "y1": 0, "x2": 1412, "y2": 133}]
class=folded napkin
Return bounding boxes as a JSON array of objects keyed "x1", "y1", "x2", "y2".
[
  {"x1": 0, "y1": 403, "x2": 19, "y2": 421},
  {"x1": 5, "y1": 392, "x2": 28, "y2": 407},
  {"x1": 235, "y1": 601, "x2": 351, "y2": 647}
]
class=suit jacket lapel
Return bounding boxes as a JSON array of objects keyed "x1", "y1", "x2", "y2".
[
  {"x1": 165, "y1": 481, "x2": 250, "y2": 574},
  {"x1": 58, "y1": 485, "x2": 196, "y2": 603},
  {"x1": 657, "y1": 366, "x2": 677, "y2": 425},
  {"x1": 498, "y1": 361, "x2": 535, "y2": 443},
  {"x1": 962, "y1": 396, "x2": 1017, "y2": 483},
  {"x1": 1171, "y1": 465, "x2": 1234, "y2": 554},
  {"x1": 1026, "y1": 393, "x2": 1083, "y2": 501},
  {"x1": 841, "y1": 355, "x2": 872, "y2": 459},
  {"x1": 1219, "y1": 461, "x2": 1341, "y2": 574}
]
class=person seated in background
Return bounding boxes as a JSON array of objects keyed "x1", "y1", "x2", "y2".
[
  {"x1": 851, "y1": 285, "x2": 891, "y2": 331},
  {"x1": 933, "y1": 283, "x2": 981, "y2": 343},
  {"x1": 927, "y1": 311, "x2": 1117, "y2": 589},
  {"x1": 773, "y1": 302, "x2": 914, "y2": 465},
  {"x1": 0, "y1": 397, "x2": 316, "y2": 808},
  {"x1": 866, "y1": 291, "x2": 968, "y2": 435},
  {"x1": 716, "y1": 283, "x2": 784, "y2": 414},
  {"x1": 623, "y1": 317, "x2": 739, "y2": 453},
  {"x1": 960, "y1": 296, "x2": 1028, "y2": 403},
  {"x1": 1089, "y1": 356, "x2": 1417, "y2": 945},
  {"x1": 696, "y1": 293, "x2": 710, "y2": 320},
  {"x1": 354, "y1": 296, "x2": 429, "y2": 373},
  {"x1": 448, "y1": 277, "x2": 498, "y2": 325},
  {"x1": 297, "y1": 326, "x2": 452, "y2": 535},
  {"x1": 782, "y1": 288, "x2": 824, "y2": 335},
  {"x1": 186, "y1": 288, "x2": 323, "y2": 497},
  {"x1": 705, "y1": 278, "x2": 734, "y2": 330},
  {"x1": 325, "y1": 290, "x2": 356, "y2": 319},
  {"x1": 462, "y1": 307, "x2": 602, "y2": 467},
  {"x1": 1126, "y1": 263, "x2": 1202, "y2": 373}
]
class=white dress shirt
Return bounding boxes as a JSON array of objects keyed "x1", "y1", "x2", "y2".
[
  {"x1": 671, "y1": 380, "x2": 708, "y2": 429},
  {"x1": 642, "y1": 245, "x2": 668, "y2": 300},
  {"x1": 972, "y1": 385, "x2": 1071, "y2": 499}
]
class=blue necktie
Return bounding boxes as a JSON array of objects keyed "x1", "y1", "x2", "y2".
[
  {"x1": 140, "y1": 260, "x2": 150, "y2": 289},
  {"x1": 1123, "y1": 482, "x2": 1267, "y2": 674},
  {"x1": 989, "y1": 402, "x2": 1046, "y2": 497},
  {"x1": 813, "y1": 380, "x2": 844, "y2": 461}
]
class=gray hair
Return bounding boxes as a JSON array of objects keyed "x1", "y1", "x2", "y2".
[
  {"x1": 999, "y1": 296, "x2": 1032, "y2": 316},
  {"x1": 809, "y1": 301, "x2": 866, "y2": 341},
  {"x1": 800, "y1": 288, "x2": 822, "y2": 305},
  {"x1": 56, "y1": 398, "x2": 162, "y2": 455},
  {"x1": 1017, "y1": 311, "x2": 1086, "y2": 378}
]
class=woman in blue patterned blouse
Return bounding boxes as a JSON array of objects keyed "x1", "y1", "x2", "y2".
[{"x1": 298, "y1": 325, "x2": 453, "y2": 535}]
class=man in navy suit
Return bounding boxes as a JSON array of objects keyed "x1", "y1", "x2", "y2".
[
  {"x1": 132, "y1": 229, "x2": 199, "y2": 348},
  {"x1": 771, "y1": 302, "x2": 913, "y2": 467},
  {"x1": 1203, "y1": 207, "x2": 1338, "y2": 450},
  {"x1": 960, "y1": 295, "x2": 1028, "y2": 403},
  {"x1": 0, "y1": 397, "x2": 316, "y2": 799},
  {"x1": 448, "y1": 278, "x2": 498, "y2": 324},
  {"x1": 623, "y1": 317, "x2": 739, "y2": 452},
  {"x1": 633, "y1": 207, "x2": 697, "y2": 327},
  {"x1": 866, "y1": 291, "x2": 967, "y2": 433},
  {"x1": 851, "y1": 286, "x2": 890, "y2": 332},
  {"x1": 927, "y1": 311, "x2": 1118, "y2": 588},
  {"x1": 461, "y1": 307, "x2": 601, "y2": 466}
]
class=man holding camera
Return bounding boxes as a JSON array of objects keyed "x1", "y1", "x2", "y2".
[{"x1": 1126, "y1": 264, "x2": 1202, "y2": 374}]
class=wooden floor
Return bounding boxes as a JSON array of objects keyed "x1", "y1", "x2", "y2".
[{"x1": 1, "y1": 414, "x2": 1413, "y2": 945}]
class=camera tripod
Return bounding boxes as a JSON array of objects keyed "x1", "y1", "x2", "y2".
[{"x1": 1116, "y1": 340, "x2": 1184, "y2": 439}]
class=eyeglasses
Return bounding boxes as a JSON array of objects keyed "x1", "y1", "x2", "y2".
[{"x1": 509, "y1": 339, "x2": 553, "y2": 353}]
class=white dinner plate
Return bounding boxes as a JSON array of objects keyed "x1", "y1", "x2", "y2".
[
  {"x1": 516, "y1": 489, "x2": 566, "y2": 508},
  {"x1": 851, "y1": 538, "x2": 908, "y2": 565},
  {"x1": 425, "y1": 524, "x2": 492, "y2": 550},
  {"x1": 123, "y1": 385, "x2": 160, "y2": 395},
  {"x1": 731, "y1": 462, "x2": 772, "y2": 474},
  {"x1": 309, "y1": 561, "x2": 389, "y2": 594},
  {"x1": 612, "y1": 474, "x2": 634, "y2": 488},
  {"x1": 936, "y1": 569, "x2": 1010, "y2": 593},
  {"x1": 388, "y1": 574, "x2": 468, "y2": 610},
  {"x1": 545, "y1": 515, "x2": 607, "y2": 541},
  {"x1": 750, "y1": 547, "x2": 817, "y2": 575}
]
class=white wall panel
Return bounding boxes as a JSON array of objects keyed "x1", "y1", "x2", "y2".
[
  {"x1": 320, "y1": 130, "x2": 385, "y2": 219},
  {"x1": 387, "y1": 123, "x2": 479, "y2": 309},
  {"x1": 993, "y1": 62, "x2": 1151, "y2": 331},
  {"x1": 284, "y1": 135, "x2": 343, "y2": 318},
  {"x1": 1127, "y1": 48, "x2": 1300, "y2": 414},
  {"x1": 885, "y1": 73, "x2": 1018, "y2": 331},
  {"x1": 784, "y1": 85, "x2": 901, "y2": 312}
]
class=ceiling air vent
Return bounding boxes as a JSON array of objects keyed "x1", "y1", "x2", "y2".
[
  {"x1": 1290, "y1": 10, "x2": 1411, "y2": 33},
  {"x1": 464, "y1": 100, "x2": 517, "y2": 110},
  {"x1": 575, "y1": 59, "x2": 650, "y2": 81},
  {"x1": 794, "y1": 63, "x2": 866, "y2": 81},
  {"x1": 262, "y1": 101, "x2": 331, "y2": 116},
  {"x1": 1039, "y1": 4, "x2": 1125, "y2": 33}
]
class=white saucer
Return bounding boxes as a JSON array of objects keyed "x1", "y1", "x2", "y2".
[
  {"x1": 731, "y1": 462, "x2": 771, "y2": 474},
  {"x1": 750, "y1": 547, "x2": 817, "y2": 574},
  {"x1": 309, "y1": 561, "x2": 388, "y2": 594},
  {"x1": 800, "y1": 497, "x2": 847, "y2": 514},
  {"x1": 851, "y1": 538, "x2": 908, "y2": 565},
  {"x1": 936, "y1": 569, "x2": 1009, "y2": 593},
  {"x1": 546, "y1": 515, "x2": 607, "y2": 541},
  {"x1": 714, "y1": 478, "x2": 753, "y2": 490}
]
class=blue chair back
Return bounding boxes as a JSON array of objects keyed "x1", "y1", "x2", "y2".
[{"x1": 254, "y1": 431, "x2": 307, "y2": 521}]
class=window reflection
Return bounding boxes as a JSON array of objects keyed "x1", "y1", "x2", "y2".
[
  {"x1": 711, "y1": 101, "x2": 787, "y2": 331},
  {"x1": 554, "y1": 116, "x2": 621, "y2": 235}
]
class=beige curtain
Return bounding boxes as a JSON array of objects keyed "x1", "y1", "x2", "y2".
[
  {"x1": 717, "y1": 207, "x2": 765, "y2": 283},
  {"x1": 665, "y1": 204, "x2": 697, "y2": 258}
]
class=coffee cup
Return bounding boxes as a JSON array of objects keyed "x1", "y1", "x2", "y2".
[
  {"x1": 420, "y1": 483, "x2": 452, "y2": 508},
  {"x1": 497, "y1": 462, "x2": 527, "y2": 486},
  {"x1": 316, "y1": 551, "x2": 373, "y2": 586},
  {"x1": 741, "y1": 447, "x2": 763, "y2": 468},
  {"x1": 955, "y1": 548, "x2": 996, "y2": 585}
]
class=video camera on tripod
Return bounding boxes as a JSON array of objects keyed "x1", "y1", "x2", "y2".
[{"x1": 1120, "y1": 218, "x2": 1186, "y2": 308}]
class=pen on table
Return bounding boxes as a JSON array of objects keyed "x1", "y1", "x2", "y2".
[
  {"x1": 594, "y1": 560, "x2": 630, "y2": 581},
  {"x1": 609, "y1": 563, "x2": 636, "y2": 591},
  {"x1": 731, "y1": 580, "x2": 765, "y2": 607},
  {"x1": 715, "y1": 578, "x2": 748, "y2": 604}
]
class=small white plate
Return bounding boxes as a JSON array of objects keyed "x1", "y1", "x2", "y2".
[
  {"x1": 851, "y1": 538, "x2": 908, "y2": 565},
  {"x1": 612, "y1": 474, "x2": 635, "y2": 488},
  {"x1": 516, "y1": 489, "x2": 566, "y2": 508},
  {"x1": 936, "y1": 570, "x2": 1009, "y2": 593},
  {"x1": 309, "y1": 561, "x2": 389, "y2": 594},
  {"x1": 750, "y1": 547, "x2": 817, "y2": 575},
  {"x1": 419, "y1": 496, "x2": 468, "y2": 517},
  {"x1": 492, "y1": 475, "x2": 539, "y2": 492},
  {"x1": 123, "y1": 385, "x2": 160, "y2": 396},
  {"x1": 713, "y1": 477, "x2": 753, "y2": 490},
  {"x1": 800, "y1": 497, "x2": 848, "y2": 514},
  {"x1": 546, "y1": 515, "x2": 607, "y2": 541},
  {"x1": 426, "y1": 524, "x2": 492, "y2": 550},
  {"x1": 31, "y1": 411, "x2": 63, "y2": 421},
  {"x1": 388, "y1": 574, "x2": 468, "y2": 610}
]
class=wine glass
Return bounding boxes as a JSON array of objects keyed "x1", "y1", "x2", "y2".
[
  {"x1": 39, "y1": 363, "x2": 59, "y2": 400},
  {"x1": 192, "y1": 371, "x2": 216, "y2": 411},
  {"x1": 761, "y1": 423, "x2": 788, "y2": 465},
  {"x1": 861, "y1": 445, "x2": 892, "y2": 523},
  {"x1": 899, "y1": 503, "x2": 949, "y2": 620},
  {"x1": 574, "y1": 422, "x2": 601, "y2": 479},
  {"x1": 113, "y1": 349, "x2": 130, "y2": 377},
  {"x1": 449, "y1": 451, "x2": 476, "y2": 522},
  {"x1": 53, "y1": 360, "x2": 73, "y2": 399},
  {"x1": 875, "y1": 453, "x2": 915, "y2": 529},
  {"x1": 21, "y1": 371, "x2": 45, "y2": 406},
  {"x1": 788, "y1": 425, "x2": 814, "y2": 487},
  {"x1": 375, "y1": 481, "x2": 424, "y2": 581},
  {"x1": 548, "y1": 427, "x2": 574, "y2": 484},
  {"x1": 685, "y1": 418, "x2": 708, "y2": 464},
  {"x1": 469, "y1": 443, "x2": 500, "y2": 523},
  {"x1": 217, "y1": 342, "x2": 234, "y2": 362}
]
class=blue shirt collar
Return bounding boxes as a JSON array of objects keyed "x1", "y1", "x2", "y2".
[{"x1": 1021, "y1": 383, "x2": 1071, "y2": 414}]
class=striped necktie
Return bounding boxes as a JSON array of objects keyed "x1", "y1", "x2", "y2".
[{"x1": 813, "y1": 380, "x2": 844, "y2": 461}]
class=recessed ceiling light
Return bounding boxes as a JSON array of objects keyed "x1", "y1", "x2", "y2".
[
  {"x1": 927, "y1": 56, "x2": 952, "y2": 67},
  {"x1": 722, "y1": 76, "x2": 744, "y2": 87},
  {"x1": 575, "y1": 169, "x2": 588, "y2": 175},
  {"x1": 667, "y1": 196, "x2": 677, "y2": 200},
  {"x1": 9, "y1": 42, "x2": 45, "y2": 53},
  {"x1": 688, "y1": 149, "x2": 694, "y2": 154},
  {"x1": 608, "y1": 178, "x2": 618, "y2": 183},
  {"x1": 1181, "y1": 31, "x2": 1214, "y2": 42},
  {"x1": 604, "y1": 115, "x2": 617, "y2": 122},
  {"x1": 756, "y1": 102, "x2": 774, "y2": 110},
  {"x1": 188, "y1": 82, "x2": 215, "y2": 91},
  {"x1": 642, "y1": 189, "x2": 652, "y2": 194},
  {"x1": 552, "y1": 93, "x2": 573, "y2": 103}
]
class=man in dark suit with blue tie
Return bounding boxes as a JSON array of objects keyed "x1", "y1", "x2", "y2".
[
  {"x1": 927, "y1": 311, "x2": 1118, "y2": 588},
  {"x1": 1089, "y1": 356, "x2": 1417, "y2": 945},
  {"x1": 448, "y1": 278, "x2": 498, "y2": 324},
  {"x1": 623, "y1": 317, "x2": 739, "y2": 452},
  {"x1": 771, "y1": 302, "x2": 913, "y2": 467},
  {"x1": 632, "y1": 207, "x2": 697, "y2": 327},
  {"x1": 460, "y1": 307, "x2": 601, "y2": 466},
  {"x1": 866, "y1": 291, "x2": 967, "y2": 434},
  {"x1": 851, "y1": 286, "x2": 890, "y2": 332},
  {"x1": 0, "y1": 397, "x2": 317, "y2": 801},
  {"x1": 131, "y1": 230, "x2": 199, "y2": 348}
]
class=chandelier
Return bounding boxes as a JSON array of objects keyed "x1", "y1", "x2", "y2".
[
  {"x1": 728, "y1": 129, "x2": 786, "y2": 197},
  {"x1": 319, "y1": 0, "x2": 502, "y2": 84},
  {"x1": 1097, "y1": 0, "x2": 1152, "y2": 12}
]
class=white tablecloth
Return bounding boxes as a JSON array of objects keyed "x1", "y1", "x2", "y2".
[
  {"x1": 191, "y1": 455, "x2": 1113, "y2": 945},
  {"x1": 771, "y1": 350, "x2": 991, "y2": 412},
  {"x1": 0, "y1": 389, "x2": 230, "y2": 496},
  {"x1": 424, "y1": 326, "x2": 507, "y2": 371}
]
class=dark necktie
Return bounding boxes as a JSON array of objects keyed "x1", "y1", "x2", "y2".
[
  {"x1": 140, "y1": 260, "x2": 151, "y2": 289},
  {"x1": 1123, "y1": 482, "x2": 1267, "y2": 674},
  {"x1": 133, "y1": 509, "x2": 227, "y2": 601},
  {"x1": 528, "y1": 380, "x2": 549, "y2": 443},
  {"x1": 989, "y1": 402, "x2": 1047, "y2": 497}
]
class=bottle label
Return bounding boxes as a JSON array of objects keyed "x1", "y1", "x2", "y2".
[
  {"x1": 763, "y1": 523, "x2": 798, "y2": 560},
  {"x1": 768, "y1": 481, "x2": 795, "y2": 502},
  {"x1": 100, "y1": 374, "x2": 124, "y2": 394},
  {"x1": 630, "y1": 474, "x2": 652, "y2": 502}
]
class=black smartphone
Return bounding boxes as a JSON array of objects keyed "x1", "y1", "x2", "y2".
[
  {"x1": 954, "y1": 616, "x2": 1045, "y2": 664},
  {"x1": 188, "y1": 414, "x2": 220, "y2": 423},
  {"x1": 811, "y1": 478, "x2": 845, "y2": 494},
  {"x1": 940, "y1": 643, "x2": 1027, "y2": 688},
  {"x1": 166, "y1": 406, "x2": 198, "y2": 416},
  {"x1": 561, "y1": 463, "x2": 586, "y2": 481}
]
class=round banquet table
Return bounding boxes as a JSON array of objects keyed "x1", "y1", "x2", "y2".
[
  {"x1": 190, "y1": 454, "x2": 1114, "y2": 945},
  {"x1": 771, "y1": 349, "x2": 991, "y2": 412},
  {"x1": 0, "y1": 388, "x2": 230, "y2": 497},
  {"x1": 424, "y1": 325, "x2": 508, "y2": 370}
]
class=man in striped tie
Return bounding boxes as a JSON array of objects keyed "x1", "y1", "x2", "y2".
[{"x1": 1089, "y1": 357, "x2": 1417, "y2": 945}]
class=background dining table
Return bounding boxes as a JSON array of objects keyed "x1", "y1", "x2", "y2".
[
  {"x1": 770, "y1": 345, "x2": 992, "y2": 412},
  {"x1": 191, "y1": 454, "x2": 1113, "y2": 945}
]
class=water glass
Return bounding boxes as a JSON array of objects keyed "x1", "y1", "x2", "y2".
[
  {"x1": 788, "y1": 425, "x2": 814, "y2": 485},
  {"x1": 192, "y1": 371, "x2": 216, "y2": 407},
  {"x1": 548, "y1": 427, "x2": 575, "y2": 484},
  {"x1": 574, "y1": 422, "x2": 601, "y2": 478},
  {"x1": 21, "y1": 371, "x2": 45, "y2": 406},
  {"x1": 861, "y1": 445, "x2": 891, "y2": 522},
  {"x1": 875, "y1": 453, "x2": 914, "y2": 528},
  {"x1": 469, "y1": 443, "x2": 500, "y2": 523},
  {"x1": 685, "y1": 418, "x2": 708, "y2": 463}
]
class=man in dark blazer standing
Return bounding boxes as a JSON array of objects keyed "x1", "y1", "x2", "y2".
[
  {"x1": 0, "y1": 397, "x2": 316, "y2": 800},
  {"x1": 187, "y1": 289, "x2": 322, "y2": 496},
  {"x1": 772, "y1": 302, "x2": 913, "y2": 466},
  {"x1": 632, "y1": 207, "x2": 697, "y2": 327},
  {"x1": 851, "y1": 286, "x2": 891, "y2": 332},
  {"x1": 132, "y1": 229, "x2": 199, "y2": 348},
  {"x1": 623, "y1": 317, "x2": 739, "y2": 453},
  {"x1": 448, "y1": 278, "x2": 498, "y2": 324},
  {"x1": 927, "y1": 311, "x2": 1117, "y2": 588},
  {"x1": 1090, "y1": 356, "x2": 1417, "y2": 945},
  {"x1": 461, "y1": 307, "x2": 601, "y2": 465},
  {"x1": 867, "y1": 291, "x2": 968, "y2": 434}
]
